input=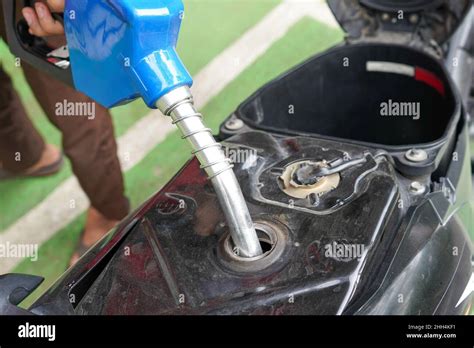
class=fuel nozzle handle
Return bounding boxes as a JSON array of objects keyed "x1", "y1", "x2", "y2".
[{"x1": 157, "y1": 87, "x2": 262, "y2": 257}]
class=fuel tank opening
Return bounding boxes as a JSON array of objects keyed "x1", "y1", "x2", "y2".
[
  {"x1": 279, "y1": 160, "x2": 340, "y2": 199},
  {"x1": 217, "y1": 220, "x2": 290, "y2": 273}
]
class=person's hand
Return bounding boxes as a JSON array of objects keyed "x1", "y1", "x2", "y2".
[{"x1": 22, "y1": 0, "x2": 65, "y2": 37}]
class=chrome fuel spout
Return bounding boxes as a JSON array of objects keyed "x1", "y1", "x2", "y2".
[{"x1": 157, "y1": 87, "x2": 262, "y2": 257}]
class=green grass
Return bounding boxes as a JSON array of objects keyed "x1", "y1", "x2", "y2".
[
  {"x1": 14, "y1": 18, "x2": 343, "y2": 308},
  {"x1": 0, "y1": 0, "x2": 280, "y2": 231}
]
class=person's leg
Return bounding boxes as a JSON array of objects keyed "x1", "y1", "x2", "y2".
[
  {"x1": 21, "y1": 63, "x2": 129, "y2": 221},
  {"x1": 0, "y1": 65, "x2": 43, "y2": 172},
  {"x1": 0, "y1": 65, "x2": 61, "y2": 175},
  {"x1": 0, "y1": 6, "x2": 61, "y2": 176}
]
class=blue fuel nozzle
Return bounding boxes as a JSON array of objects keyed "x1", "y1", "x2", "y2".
[
  {"x1": 64, "y1": 0, "x2": 262, "y2": 258},
  {"x1": 64, "y1": 0, "x2": 193, "y2": 108}
]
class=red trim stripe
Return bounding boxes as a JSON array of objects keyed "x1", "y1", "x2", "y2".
[{"x1": 415, "y1": 67, "x2": 446, "y2": 96}]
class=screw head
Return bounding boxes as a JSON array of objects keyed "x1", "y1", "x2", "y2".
[
  {"x1": 405, "y1": 148, "x2": 428, "y2": 162},
  {"x1": 409, "y1": 14, "x2": 419, "y2": 24},
  {"x1": 410, "y1": 181, "x2": 425, "y2": 195},
  {"x1": 224, "y1": 118, "x2": 244, "y2": 131}
]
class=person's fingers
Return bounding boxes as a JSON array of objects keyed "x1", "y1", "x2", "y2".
[
  {"x1": 21, "y1": 2, "x2": 65, "y2": 37},
  {"x1": 22, "y1": 7, "x2": 48, "y2": 37},
  {"x1": 35, "y1": 2, "x2": 64, "y2": 35},
  {"x1": 46, "y1": 0, "x2": 65, "y2": 13}
]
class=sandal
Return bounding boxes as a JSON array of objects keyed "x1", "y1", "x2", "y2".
[{"x1": 0, "y1": 152, "x2": 64, "y2": 180}]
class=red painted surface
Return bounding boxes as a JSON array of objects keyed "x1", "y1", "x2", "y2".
[{"x1": 415, "y1": 67, "x2": 446, "y2": 96}]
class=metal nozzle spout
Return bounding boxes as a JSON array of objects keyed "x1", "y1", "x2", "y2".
[{"x1": 156, "y1": 86, "x2": 262, "y2": 258}]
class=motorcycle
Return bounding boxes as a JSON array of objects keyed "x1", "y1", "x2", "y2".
[{"x1": 0, "y1": 0, "x2": 473, "y2": 315}]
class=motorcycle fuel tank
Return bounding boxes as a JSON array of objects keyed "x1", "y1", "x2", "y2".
[
  {"x1": 30, "y1": 131, "x2": 402, "y2": 314},
  {"x1": 28, "y1": 129, "x2": 472, "y2": 315}
]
